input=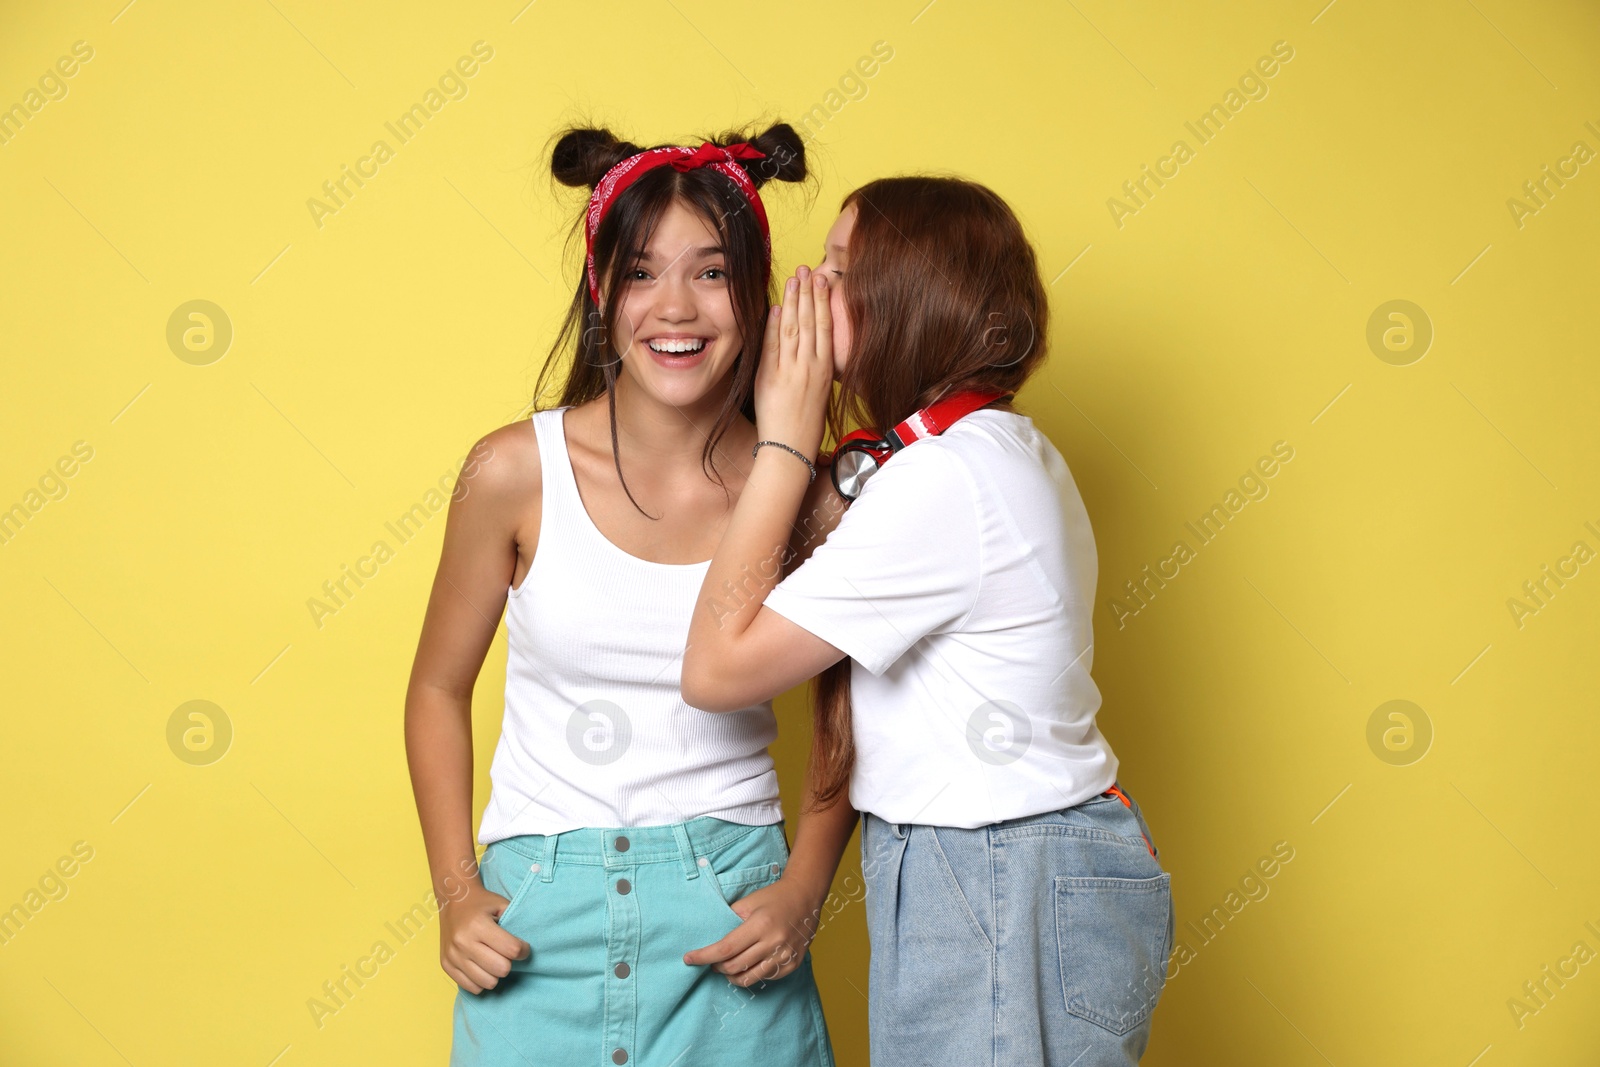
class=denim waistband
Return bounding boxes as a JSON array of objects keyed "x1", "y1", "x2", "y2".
[
  {"x1": 862, "y1": 782, "x2": 1153, "y2": 857},
  {"x1": 492, "y1": 815, "x2": 779, "y2": 870},
  {"x1": 866, "y1": 781, "x2": 1130, "y2": 838}
]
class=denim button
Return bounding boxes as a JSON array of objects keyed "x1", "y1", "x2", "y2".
[
  {"x1": 697, "y1": 857, "x2": 709, "y2": 868},
  {"x1": 612, "y1": 1049, "x2": 627, "y2": 1064},
  {"x1": 529, "y1": 862, "x2": 540, "y2": 873},
  {"x1": 616, "y1": 878, "x2": 631, "y2": 895},
  {"x1": 614, "y1": 962, "x2": 630, "y2": 978},
  {"x1": 615, "y1": 835, "x2": 630, "y2": 852}
]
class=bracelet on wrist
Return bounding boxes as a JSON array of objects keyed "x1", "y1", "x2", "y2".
[{"x1": 752, "y1": 439, "x2": 817, "y2": 483}]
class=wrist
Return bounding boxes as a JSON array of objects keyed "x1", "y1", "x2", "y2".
[
  {"x1": 753, "y1": 439, "x2": 816, "y2": 482},
  {"x1": 752, "y1": 438, "x2": 819, "y2": 483},
  {"x1": 769, "y1": 875, "x2": 828, "y2": 943},
  {"x1": 753, "y1": 417, "x2": 822, "y2": 461},
  {"x1": 762, "y1": 429, "x2": 821, "y2": 457},
  {"x1": 434, "y1": 852, "x2": 485, "y2": 907},
  {"x1": 777, "y1": 865, "x2": 833, "y2": 916}
]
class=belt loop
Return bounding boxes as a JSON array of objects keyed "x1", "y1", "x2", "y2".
[
  {"x1": 671, "y1": 822, "x2": 701, "y2": 881},
  {"x1": 539, "y1": 832, "x2": 558, "y2": 882}
]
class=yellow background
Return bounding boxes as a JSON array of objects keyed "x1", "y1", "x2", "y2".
[{"x1": 3, "y1": 0, "x2": 1598, "y2": 1063}]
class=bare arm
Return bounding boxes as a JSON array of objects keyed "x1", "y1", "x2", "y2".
[
  {"x1": 775, "y1": 720, "x2": 859, "y2": 939},
  {"x1": 404, "y1": 422, "x2": 538, "y2": 994}
]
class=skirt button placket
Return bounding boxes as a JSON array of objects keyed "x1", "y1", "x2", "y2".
[{"x1": 604, "y1": 831, "x2": 639, "y2": 1066}]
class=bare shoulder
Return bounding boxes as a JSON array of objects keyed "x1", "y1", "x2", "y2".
[
  {"x1": 453, "y1": 415, "x2": 540, "y2": 509},
  {"x1": 434, "y1": 414, "x2": 544, "y2": 592}
]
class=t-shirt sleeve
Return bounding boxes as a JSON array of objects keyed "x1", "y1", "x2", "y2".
[{"x1": 764, "y1": 441, "x2": 981, "y2": 676}]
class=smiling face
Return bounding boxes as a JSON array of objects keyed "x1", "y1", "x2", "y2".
[
  {"x1": 816, "y1": 203, "x2": 856, "y2": 377},
  {"x1": 606, "y1": 198, "x2": 743, "y2": 410}
]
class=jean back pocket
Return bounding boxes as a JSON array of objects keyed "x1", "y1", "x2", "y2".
[{"x1": 1054, "y1": 872, "x2": 1173, "y2": 1035}]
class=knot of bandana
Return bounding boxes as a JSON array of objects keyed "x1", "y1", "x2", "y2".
[{"x1": 669, "y1": 140, "x2": 768, "y2": 171}]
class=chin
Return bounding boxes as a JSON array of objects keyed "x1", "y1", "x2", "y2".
[
  {"x1": 625, "y1": 345, "x2": 735, "y2": 409},
  {"x1": 651, "y1": 380, "x2": 723, "y2": 410}
]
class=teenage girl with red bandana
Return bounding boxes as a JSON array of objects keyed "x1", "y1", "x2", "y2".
[{"x1": 406, "y1": 124, "x2": 839, "y2": 1067}]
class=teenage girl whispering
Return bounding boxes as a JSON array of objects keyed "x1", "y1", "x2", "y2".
[
  {"x1": 682, "y1": 176, "x2": 1176, "y2": 1066},
  {"x1": 404, "y1": 122, "x2": 841, "y2": 1066}
]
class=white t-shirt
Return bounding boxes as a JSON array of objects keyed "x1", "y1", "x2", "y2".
[{"x1": 764, "y1": 408, "x2": 1118, "y2": 828}]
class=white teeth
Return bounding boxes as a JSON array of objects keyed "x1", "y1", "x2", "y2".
[{"x1": 648, "y1": 338, "x2": 706, "y2": 354}]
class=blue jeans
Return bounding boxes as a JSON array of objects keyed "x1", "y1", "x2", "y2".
[{"x1": 860, "y1": 788, "x2": 1174, "y2": 1066}]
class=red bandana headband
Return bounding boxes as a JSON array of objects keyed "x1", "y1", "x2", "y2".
[{"x1": 583, "y1": 141, "x2": 771, "y2": 305}]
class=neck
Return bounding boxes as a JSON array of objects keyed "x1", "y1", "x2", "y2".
[{"x1": 606, "y1": 371, "x2": 748, "y2": 472}]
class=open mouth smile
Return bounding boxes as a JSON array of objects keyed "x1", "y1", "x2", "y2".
[{"x1": 646, "y1": 337, "x2": 710, "y2": 355}]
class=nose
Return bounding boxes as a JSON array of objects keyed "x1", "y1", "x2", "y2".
[{"x1": 652, "y1": 271, "x2": 698, "y2": 323}]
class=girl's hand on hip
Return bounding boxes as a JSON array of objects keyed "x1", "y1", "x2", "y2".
[
  {"x1": 440, "y1": 882, "x2": 531, "y2": 994},
  {"x1": 753, "y1": 265, "x2": 833, "y2": 467},
  {"x1": 681, "y1": 876, "x2": 822, "y2": 987}
]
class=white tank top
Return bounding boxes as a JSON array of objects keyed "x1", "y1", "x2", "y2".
[{"x1": 476, "y1": 405, "x2": 784, "y2": 844}]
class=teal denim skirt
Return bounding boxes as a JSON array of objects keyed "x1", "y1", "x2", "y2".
[{"x1": 451, "y1": 816, "x2": 835, "y2": 1067}]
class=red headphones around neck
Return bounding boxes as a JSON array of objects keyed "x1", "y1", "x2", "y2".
[{"x1": 829, "y1": 389, "x2": 1011, "y2": 501}]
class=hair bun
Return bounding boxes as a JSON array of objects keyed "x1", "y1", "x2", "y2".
[
  {"x1": 729, "y1": 122, "x2": 807, "y2": 188},
  {"x1": 550, "y1": 127, "x2": 642, "y2": 188}
]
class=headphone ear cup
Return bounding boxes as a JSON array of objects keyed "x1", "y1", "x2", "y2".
[{"x1": 832, "y1": 442, "x2": 885, "y2": 501}]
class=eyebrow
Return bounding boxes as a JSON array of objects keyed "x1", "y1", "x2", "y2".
[
  {"x1": 825, "y1": 243, "x2": 848, "y2": 255},
  {"x1": 633, "y1": 245, "x2": 725, "y2": 262}
]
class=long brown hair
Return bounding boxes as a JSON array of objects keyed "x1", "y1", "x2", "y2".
[
  {"x1": 810, "y1": 175, "x2": 1051, "y2": 809},
  {"x1": 532, "y1": 123, "x2": 807, "y2": 514}
]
